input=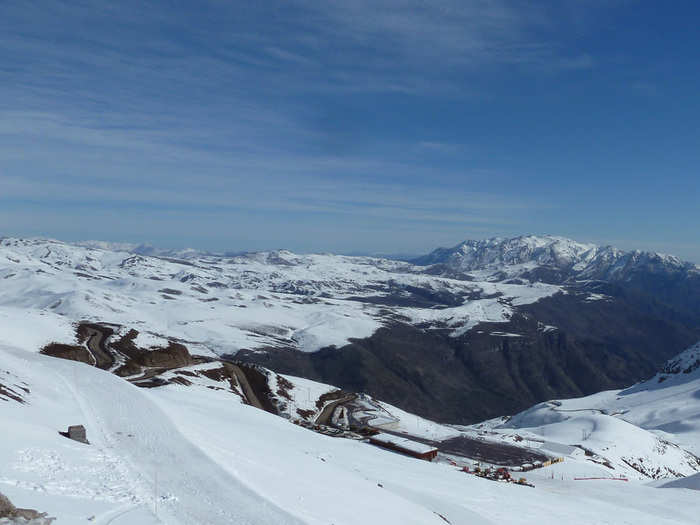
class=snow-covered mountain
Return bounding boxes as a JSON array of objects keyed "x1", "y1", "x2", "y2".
[
  {"x1": 0, "y1": 235, "x2": 698, "y2": 424},
  {"x1": 658, "y1": 341, "x2": 700, "y2": 376},
  {"x1": 413, "y1": 235, "x2": 598, "y2": 269},
  {"x1": 0, "y1": 236, "x2": 559, "y2": 354},
  {"x1": 411, "y1": 234, "x2": 697, "y2": 283}
]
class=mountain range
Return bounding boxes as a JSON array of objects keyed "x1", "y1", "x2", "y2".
[{"x1": 1, "y1": 234, "x2": 698, "y2": 423}]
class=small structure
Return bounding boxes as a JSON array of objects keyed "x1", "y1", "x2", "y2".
[
  {"x1": 368, "y1": 432, "x2": 438, "y2": 461},
  {"x1": 60, "y1": 425, "x2": 89, "y2": 444}
]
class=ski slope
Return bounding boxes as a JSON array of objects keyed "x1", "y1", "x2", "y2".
[
  {"x1": 0, "y1": 344, "x2": 300, "y2": 524},
  {"x1": 2, "y1": 342, "x2": 700, "y2": 524}
]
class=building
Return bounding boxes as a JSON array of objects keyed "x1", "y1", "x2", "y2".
[{"x1": 368, "y1": 432, "x2": 438, "y2": 461}]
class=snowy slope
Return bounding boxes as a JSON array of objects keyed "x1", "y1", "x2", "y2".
[
  {"x1": 0, "y1": 345, "x2": 300, "y2": 524},
  {"x1": 3, "y1": 342, "x2": 700, "y2": 524},
  {"x1": 0, "y1": 237, "x2": 561, "y2": 354},
  {"x1": 465, "y1": 342, "x2": 700, "y2": 479}
]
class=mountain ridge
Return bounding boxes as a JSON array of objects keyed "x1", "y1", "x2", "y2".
[
  {"x1": 411, "y1": 234, "x2": 696, "y2": 276},
  {"x1": 1, "y1": 234, "x2": 698, "y2": 424},
  {"x1": 10, "y1": 233, "x2": 696, "y2": 270}
]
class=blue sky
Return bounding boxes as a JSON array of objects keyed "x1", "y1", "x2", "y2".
[{"x1": 1, "y1": 1, "x2": 698, "y2": 261}]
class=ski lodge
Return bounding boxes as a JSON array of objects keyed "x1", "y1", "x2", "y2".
[{"x1": 368, "y1": 432, "x2": 438, "y2": 461}]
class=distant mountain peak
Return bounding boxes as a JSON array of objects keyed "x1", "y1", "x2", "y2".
[{"x1": 410, "y1": 234, "x2": 695, "y2": 285}]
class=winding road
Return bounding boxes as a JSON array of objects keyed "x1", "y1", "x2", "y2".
[
  {"x1": 84, "y1": 326, "x2": 115, "y2": 370},
  {"x1": 315, "y1": 394, "x2": 357, "y2": 425}
]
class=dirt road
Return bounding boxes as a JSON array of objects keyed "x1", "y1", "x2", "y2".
[
  {"x1": 84, "y1": 326, "x2": 115, "y2": 370},
  {"x1": 315, "y1": 394, "x2": 356, "y2": 425},
  {"x1": 229, "y1": 365, "x2": 265, "y2": 411}
]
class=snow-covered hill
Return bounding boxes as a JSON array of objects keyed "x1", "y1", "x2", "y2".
[
  {"x1": 4, "y1": 234, "x2": 694, "y2": 358},
  {"x1": 0, "y1": 237, "x2": 560, "y2": 355},
  {"x1": 467, "y1": 341, "x2": 700, "y2": 478},
  {"x1": 2, "y1": 335, "x2": 700, "y2": 523}
]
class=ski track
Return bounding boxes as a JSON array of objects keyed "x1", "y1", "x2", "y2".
[{"x1": 21, "y1": 348, "x2": 303, "y2": 525}]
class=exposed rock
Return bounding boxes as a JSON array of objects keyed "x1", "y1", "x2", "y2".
[
  {"x1": 59, "y1": 424, "x2": 89, "y2": 444},
  {"x1": 0, "y1": 492, "x2": 55, "y2": 524},
  {"x1": 0, "y1": 493, "x2": 14, "y2": 516}
]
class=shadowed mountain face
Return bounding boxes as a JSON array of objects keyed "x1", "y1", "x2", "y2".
[
  {"x1": 237, "y1": 237, "x2": 700, "y2": 424},
  {"x1": 238, "y1": 292, "x2": 699, "y2": 423}
]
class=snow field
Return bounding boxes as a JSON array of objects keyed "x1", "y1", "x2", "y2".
[
  {"x1": 2, "y1": 341, "x2": 700, "y2": 524},
  {"x1": 0, "y1": 238, "x2": 563, "y2": 355}
]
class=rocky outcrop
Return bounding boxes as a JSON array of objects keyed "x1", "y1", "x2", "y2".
[
  {"x1": 40, "y1": 343, "x2": 92, "y2": 365},
  {"x1": 59, "y1": 425, "x2": 89, "y2": 444},
  {"x1": 0, "y1": 491, "x2": 54, "y2": 524}
]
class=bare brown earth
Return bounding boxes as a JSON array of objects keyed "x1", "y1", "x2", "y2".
[
  {"x1": 0, "y1": 381, "x2": 27, "y2": 403},
  {"x1": 40, "y1": 322, "x2": 282, "y2": 416},
  {"x1": 41, "y1": 342, "x2": 92, "y2": 365}
]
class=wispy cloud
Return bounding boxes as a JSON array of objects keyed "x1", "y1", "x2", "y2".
[
  {"x1": 0, "y1": 110, "x2": 545, "y2": 225},
  {"x1": 2, "y1": 0, "x2": 661, "y2": 255}
]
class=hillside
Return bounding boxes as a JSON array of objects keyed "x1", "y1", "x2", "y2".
[
  {"x1": 2, "y1": 333, "x2": 700, "y2": 523},
  {"x1": 467, "y1": 341, "x2": 700, "y2": 478}
]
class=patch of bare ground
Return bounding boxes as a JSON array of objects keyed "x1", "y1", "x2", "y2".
[
  {"x1": 110, "y1": 328, "x2": 195, "y2": 376},
  {"x1": 198, "y1": 364, "x2": 244, "y2": 396},
  {"x1": 276, "y1": 375, "x2": 293, "y2": 400},
  {"x1": 41, "y1": 342, "x2": 92, "y2": 365},
  {"x1": 234, "y1": 364, "x2": 278, "y2": 414},
  {"x1": 174, "y1": 370, "x2": 198, "y2": 377},
  {"x1": 0, "y1": 382, "x2": 26, "y2": 404},
  {"x1": 315, "y1": 390, "x2": 347, "y2": 410},
  {"x1": 170, "y1": 376, "x2": 192, "y2": 386}
]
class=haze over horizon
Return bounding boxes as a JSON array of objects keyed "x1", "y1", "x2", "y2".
[
  {"x1": 1, "y1": 1, "x2": 698, "y2": 261},
  {"x1": 4, "y1": 233, "x2": 698, "y2": 266}
]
